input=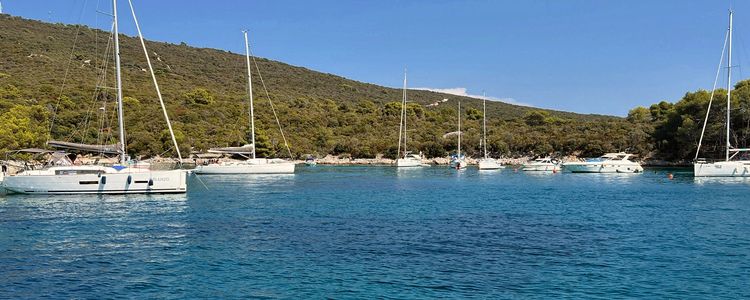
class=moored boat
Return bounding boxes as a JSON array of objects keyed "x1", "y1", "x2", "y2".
[
  {"x1": 693, "y1": 10, "x2": 750, "y2": 177},
  {"x1": 395, "y1": 69, "x2": 424, "y2": 168},
  {"x1": 2, "y1": 0, "x2": 188, "y2": 195},
  {"x1": 522, "y1": 157, "x2": 560, "y2": 172},
  {"x1": 194, "y1": 31, "x2": 294, "y2": 175},
  {"x1": 562, "y1": 153, "x2": 643, "y2": 173},
  {"x1": 477, "y1": 92, "x2": 503, "y2": 170}
]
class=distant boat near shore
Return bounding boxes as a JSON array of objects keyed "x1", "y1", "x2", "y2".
[
  {"x1": 562, "y1": 152, "x2": 643, "y2": 173},
  {"x1": 450, "y1": 100, "x2": 467, "y2": 170},
  {"x1": 395, "y1": 69, "x2": 424, "y2": 168},
  {"x1": 194, "y1": 31, "x2": 294, "y2": 175},
  {"x1": 522, "y1": 157, "x2": 560, "y2": 172},
  {"x1": 477, "y1": 92, "x2": 502, "y2": 170}
]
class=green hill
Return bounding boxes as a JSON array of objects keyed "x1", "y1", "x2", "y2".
[{"x1": 0, "y1": 14, "x2": 648, "y2": 159}]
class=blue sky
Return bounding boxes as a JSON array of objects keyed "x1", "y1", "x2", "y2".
[{"x1": 3, "y1": 0, "x2": 750, "y2": 116}]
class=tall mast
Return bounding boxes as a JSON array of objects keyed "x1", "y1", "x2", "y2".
[
  {"x1": 397, "y1": 69, "x2": 407, "y2": 159},
  {"x1": 243, "y1": 30, "x2": 256, "y2": 160},
  {"x1": 127, "y1": 0, "x2": 182, "y2": 164},
  {"x1": 483, "y1": 91, "x2": 488, "y2": 159},
  {"x1": 112, "y1": 0, "x2": 126, "y2": 163},
  {"x1": 458, "y1": 100, "x2": 461, "y2": 158},
  {"x1": 726, "y1": 10, "x2": 733, "y2": 162},
  {"x1": 402, "y1": 69, "x2": 408, "y2": 156}
]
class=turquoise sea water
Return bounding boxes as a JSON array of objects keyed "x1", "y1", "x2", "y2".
[{"x1": 1, "y1": 166, "x2": 749, "y2": 298}]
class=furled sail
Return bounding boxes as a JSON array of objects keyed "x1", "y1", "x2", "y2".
[
  {"x1": 207, "y1": 144, "x2": 254, "y2": 154},
  {"x1": 47, "y1": 140, "x2": 121, "y2": 155}
]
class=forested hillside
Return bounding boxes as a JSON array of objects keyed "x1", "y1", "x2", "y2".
[{"x1": 0, "y1": 14, "x2": 694, "y2": 160}]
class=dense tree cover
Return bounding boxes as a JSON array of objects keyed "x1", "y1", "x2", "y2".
[
  {"x1": 0, "y1": 15, "x2": 709, "y2": 161},
  {"x1": 630, "y1": 79, "x2": 750, "y2": 161}
]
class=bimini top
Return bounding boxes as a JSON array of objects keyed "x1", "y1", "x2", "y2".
[{"x1": 208, "y1": 144, "x2": 254, "y2": 154}]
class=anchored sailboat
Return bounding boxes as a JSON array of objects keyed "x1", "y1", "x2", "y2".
[
  {"x1": 450, "y1": 100, "x2": 467, "y2": 169},
  {"x1": 477, "y1": 93, "x2": 502, "y2": 170},
  {"x1": 194, "y1": 31, "x2": 295, "y2": 174},
  {"x1": 396, "y1": 69, "x2": 423, "y2": 167},
  {"x1": 694, "y1": 10, "x2": 750, "y2": 177},
  {"x1": 2, "y1": 0, "x2": 187, "y2": 194}
]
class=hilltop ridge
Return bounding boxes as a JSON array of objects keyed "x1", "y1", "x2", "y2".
[{"x1": 0, "y1": 14, "x2": 647, "y2": 159}]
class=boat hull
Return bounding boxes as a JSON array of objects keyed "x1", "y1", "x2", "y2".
[
  {"x1": 396, "y1": 158, "x2": 422, "y2": 167},
  {"x1": 450, "y1": 160, "x2": 467, "y2": 169},
  {"x1": 2, "y1": 170, "x2": 187, "y2": 195},
  {"x1": 478, "y1": 158, "x2": 502, "y2": 170},
  {"x1": 522, "y1": 163, "x2": 559, "y2": 172},
  {"x1": 694, "y1": 161, "x2": 750, "y2": 177},
  {"x1": 194, "y1": 161, "x2": 295, "y2": 174},
  {"x1": 563, "y1": 163, "x2": 643, "y2": 173}
]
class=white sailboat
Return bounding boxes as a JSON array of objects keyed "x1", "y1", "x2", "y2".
[
  {"x1": 194, "y1": 31, "x2": 295, "y2": 175},
  {"x1": 450, "y1": 101, "x2": 467, "y2": 169},
  {"x1": 395, "y1": 69, "x2": 423, "y2": 167},
  {"x1": 2, "y1": 0, "x2": 187, "y2": 194},
  {"x1": 477, "y1": 93, "x2": 502, "y2": 170},
  {"x1": 694, "y1": 10, "x2": 750, "y2": 177}
]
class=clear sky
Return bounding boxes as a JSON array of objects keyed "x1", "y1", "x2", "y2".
[{"x1": 3, "y1": 0, "x2": 750, "y2": 116}]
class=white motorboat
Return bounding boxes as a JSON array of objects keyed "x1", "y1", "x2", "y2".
[
  {"x1": 562, "y1": 153, "x2": 643, "y2": 173},
  {"x1": 693, "y1": 11, "x2": 750, "y2": 177},
  {"x1": 395, "y1": 69, "x2": 424, "y2": 168},
  {"x1": 2, "y1": 0, "x2": 188, "y2": 195},
  {"x1": 194, "y1": 31, "x2": 294, "y2": 175},
  {"x1": 522, "y1": 157, "x2": 560, "y2": 172},
  {"x1": 477, "y1": 92, "x2": 503, "y2": 170}
]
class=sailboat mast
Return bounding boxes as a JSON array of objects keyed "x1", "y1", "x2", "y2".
[
  {"x1": 726, "y1": 10, "x2": 733, "y2": 162},
  {"x1": 458, "y1": 100, "x2": 461, "y2": 158},
  {"x1": 397, "y1": 69, "x2": 407, "y2": 159},
  {"x1": 243, "y1": 31, "x2": 256, "y2": 159},
  {"x1": 112, "y1": 0, "x2": 126, "y2": 164},
  {"x1": 402, "y1": 70, "x2": 408, "y2": 156},
  {"x1": 483, "y1": 92, "x2": 488, "y2": 159}
]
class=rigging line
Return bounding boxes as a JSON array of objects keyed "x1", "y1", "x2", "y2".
[
  {"x1": 127, "y1": 0, "x2": 183, "y2": 164},
  {"x1": 248, "y1": 47, "x2": 294, "y2": 159},
  {"x1": 47, "y1": 0, "x2": 89, "y2": 142},
  {"x1": 95, "y1": 30, "x2": 114, "y2": 148},
  {"x1": 67, "y1": 23, "x2": 114, "y2": 143},
  {"x1": 695, "y1": 28, "x2": 729, "y2": 161}
]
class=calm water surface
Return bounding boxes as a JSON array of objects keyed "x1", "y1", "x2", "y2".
[{"x1": 1, "y1": 166, "x2": 749, "y2": 298}]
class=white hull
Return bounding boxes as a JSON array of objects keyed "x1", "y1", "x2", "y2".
[
  {"x1": 563, "y1": 162, "x2": 643, "y2": 173},
  {"x1": 522, "y1": 163, "x2": 559, "y2": 172},
  {"x1": 478, "y1": 158, "x2": 503, "y2": 170},
  {"x1": 2, "y1": 169, "x2": 187, "y2": 195},
  {"x1": 694, "y1": 161, "x2": 750, "y2": 177},
  {"x1": 194, "y1": 159, "x2": 295, "y2": 174},
  {"x1": 450, "y1": 160, "x2": 467, "y2": 169},
  {"x1": 396, "y1": 157, "x2": 422, "y2": 167}
]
